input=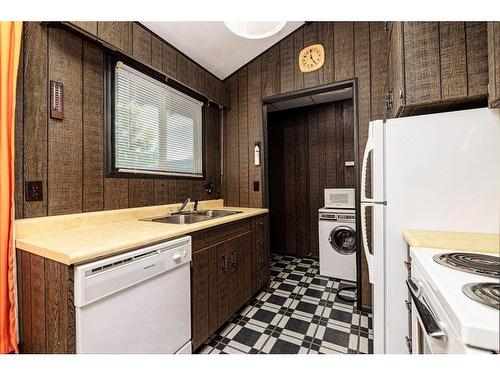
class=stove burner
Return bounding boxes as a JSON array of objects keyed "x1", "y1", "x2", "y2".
[
  {"x1": 463, "y1": 283, "x2": 500, "y2": 310},
  {"x1": 433, "y1": 252, "x2": 500, "y2": 278}
]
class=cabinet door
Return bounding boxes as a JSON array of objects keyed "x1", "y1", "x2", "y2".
[
  {"x1": 207, "y1": 246, "x2": 219, "y2": 334},
  {"x1": 217, "y1": 244, "x2": 230, "y2": 327},
  {"x1": 403, "y1": 22, "x2": 441, "y2": 106},
  {"x1": 238, "y1": 233, "x2": 253, "y2": 306},
  {"x1": 226, "y1": 238, "x2": 240, "y2": 317},
  {"x1": 386, "y1": 22, "x2": 405, "y2": 118},
  {"x1": 191, "y1": 245, "x2": 218, "y2": 350},
  {"x1": 489, "y1": 22, "x2": 500, "y2": 108}
]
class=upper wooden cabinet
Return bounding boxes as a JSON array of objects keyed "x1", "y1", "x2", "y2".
[
  {"x1": 385, "y1": 22, "x2": 489, "y2": 118},
  {"x1": 488, "y1": 22, "x2": 500, "y2": 108}
]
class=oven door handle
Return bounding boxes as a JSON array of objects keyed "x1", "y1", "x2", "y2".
[{"x1": 406, "y1": 278, "x2": 446, "y2": 341}]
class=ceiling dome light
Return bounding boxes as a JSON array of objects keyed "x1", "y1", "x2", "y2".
[{"x1": 224, "y1": 21, "x2": 287, "y2": 40}]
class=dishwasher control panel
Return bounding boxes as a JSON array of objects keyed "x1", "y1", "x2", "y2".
[{"x1": 74, "y1": 236, "x2": 192, "y2": 307}]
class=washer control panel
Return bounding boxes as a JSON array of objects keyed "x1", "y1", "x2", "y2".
[{"x1": 319, "y1": 212, "x2": 355, "y2": 222}]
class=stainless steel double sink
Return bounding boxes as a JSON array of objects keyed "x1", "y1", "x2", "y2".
[{"x1": 142, "y1": 209, "x2": 243, "y2": 225}]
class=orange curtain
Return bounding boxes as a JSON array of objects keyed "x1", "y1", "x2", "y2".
[{"x1": 0, "y1": 21, "x2": 22, "y2": 354}]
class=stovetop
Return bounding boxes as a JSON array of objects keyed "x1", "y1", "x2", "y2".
[
  {"x1": 433, "y1": 252, "x2": 500, "y2": 278},
  {"x1": 411, "y1": 248, "x2": 500, "y2": 352}
]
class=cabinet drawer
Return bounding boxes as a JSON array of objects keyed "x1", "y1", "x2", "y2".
[
  {"x1": 252, "y1": 217, "x2": 266, "y2": 242},
  {"x1": 191, "y1": 219, "x2": 251, "y2": 252},
  {"x1": 254, "y1": 268, "x2": 266, "y2": 291},
  {"x1": 253, "y1": 239, "x2": 266, "y2": 272}
]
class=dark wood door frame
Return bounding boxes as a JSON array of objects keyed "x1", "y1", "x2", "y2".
[{"x1": 261, "y1": 79, "x2": 364, "y2": 310}]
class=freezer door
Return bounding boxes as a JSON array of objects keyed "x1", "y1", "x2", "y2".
[
  {"x1": 361, "y1": 120, "x2": 385, "y2": 203},
  {"x1": 360, "y1": 120, "x2": 386, "y2": 285}
]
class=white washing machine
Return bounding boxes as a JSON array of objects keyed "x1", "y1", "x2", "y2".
[{"x1": 319, "y1": 207, "x2": 357, "y2": 281}]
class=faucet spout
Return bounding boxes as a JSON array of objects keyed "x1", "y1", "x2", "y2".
[{"x1": 178, "y1": 197, "x2": 191, "y2": 212}]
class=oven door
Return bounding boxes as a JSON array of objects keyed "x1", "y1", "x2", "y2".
[
  {"x1": 407, "y1": 277, "x2": 447, "y2": 354},
  {"x1": 407, "y1": 269, "x2": 470, "y2": 354}
]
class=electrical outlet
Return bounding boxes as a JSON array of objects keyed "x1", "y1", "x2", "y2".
[
  {"x1": 253, "y1": 181, "x2": 260, "y2": 192},
  {"x1": 25, "y1": 181, "x2": 43, "y2": 202}
]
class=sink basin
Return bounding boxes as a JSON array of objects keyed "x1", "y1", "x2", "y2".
[
  {"x1": 142, "y1": 209, "x2": 242, "y2": 225},
  {"x1": 147, "y1": 214, "x2": 212, "y2": 224},
  {"x1": 194, "y1": 210, "x2": 242, "y2": 217}
]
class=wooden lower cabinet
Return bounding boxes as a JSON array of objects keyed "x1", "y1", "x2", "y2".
[{"x1": 191, "y1": 214, "x2": 270, "y2": 350}]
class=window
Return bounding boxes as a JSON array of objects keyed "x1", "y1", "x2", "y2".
[{"x1": 112, "y1": 61, "x2": 204, "y2": 178}]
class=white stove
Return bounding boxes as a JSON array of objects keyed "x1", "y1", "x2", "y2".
[{"x1": 409, "y1": 248, "x2": 499, "y2": 354}]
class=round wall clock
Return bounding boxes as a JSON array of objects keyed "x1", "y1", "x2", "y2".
[{"x1": 299, "y1": 44, "x2": 325, "y2": 73}]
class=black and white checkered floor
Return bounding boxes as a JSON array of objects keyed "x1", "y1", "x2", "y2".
[{"x1": 196, "y1": 253, "x2": 373, "y2": 354}]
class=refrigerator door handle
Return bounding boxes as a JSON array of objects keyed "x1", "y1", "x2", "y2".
[
  {"x1": 360, "y1": 202, "x2": 374, "y2": 284},
  {"x1": 361, "y1": 122, "x2": 374, "y2": 203}
]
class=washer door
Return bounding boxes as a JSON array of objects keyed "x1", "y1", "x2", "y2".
[{"x1": 329, "y1": 226, "x2": 356, "y2": 255}]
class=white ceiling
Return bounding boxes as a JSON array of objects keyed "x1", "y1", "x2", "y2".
[{"x1": 141, "y1": 21, "x2": 304, "y2": 80}]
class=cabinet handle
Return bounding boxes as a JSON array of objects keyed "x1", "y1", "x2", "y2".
[
  {"x1": 257, "y1": 277, "x2": 264, "y2": 285},
  {"x1": 231, "y1": 250, "x2": 237, "y2": 267},
  {"x1": 221, "y1": 254, "x2": 228, "y2": 272}
]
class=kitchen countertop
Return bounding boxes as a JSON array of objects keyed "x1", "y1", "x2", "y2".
[
  {"x1": 15, "y1": 199, "x2": 268, "y2": 265},
  {"x1": 403, "y1": 229, "x2": 499, "y2": 254}
]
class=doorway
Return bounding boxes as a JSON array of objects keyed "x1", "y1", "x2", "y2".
[
  {"x1": 261, "y1": 80, "x2": 362, "y2": 308},
  {"x1": 267, "y1": 99, "x2": 355, "y2": 257}
]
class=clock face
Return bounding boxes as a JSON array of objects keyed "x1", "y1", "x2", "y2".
[{"x1": 299, "y1": 44, "x2": 325, "y2": 73}]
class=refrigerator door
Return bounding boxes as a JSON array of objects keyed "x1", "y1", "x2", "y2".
[
  {"x1": 382, "y1": 107, "x2": 500, "y2": 354},
  {"x1": 371, "y1": 202, "x2": 386, "y2": 354}
]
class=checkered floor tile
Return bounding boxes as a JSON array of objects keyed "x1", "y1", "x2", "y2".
[{"x1": 196, "y1": 253, "x2": 373, "y2": 354}]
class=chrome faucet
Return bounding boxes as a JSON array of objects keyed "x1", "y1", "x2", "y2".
[{"x1": 177, "y1": 197, "x2": 191, "y2": 212}]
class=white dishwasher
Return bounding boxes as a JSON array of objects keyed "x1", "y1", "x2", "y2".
[{"x1": 74, "y1": 236, "x2": 192, "y2": 354}]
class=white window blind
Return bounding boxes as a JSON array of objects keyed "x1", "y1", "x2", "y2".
[{"x1": 114, "y1": 62, "x2": 204, "y2": 177}]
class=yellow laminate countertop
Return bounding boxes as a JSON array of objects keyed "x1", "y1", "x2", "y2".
[
  {"x1": 15, "y1": 199, "x2": 268, "y2": 265},
  {"x1": 403, "y1": 229, "x2": 499, "y2": 254}
]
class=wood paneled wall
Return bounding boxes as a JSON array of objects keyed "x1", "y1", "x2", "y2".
[
  {"x1": 222, "y1": 22, "x2": 386, "y2": 209},
  {"x1": 268, "y1": 100, "x2": 354, "y2": 257},
  {"x1": 15, "y1": 22, "x2": 223, "y2": 219},
  {"x1": 223, "y1": 22, "x2": 386, "y2": 307}
]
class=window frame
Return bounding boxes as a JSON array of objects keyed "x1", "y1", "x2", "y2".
[{"x1": 105, "y1": 53, "x2": 207, "y2": 180}]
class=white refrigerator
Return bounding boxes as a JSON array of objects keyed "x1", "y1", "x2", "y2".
[{"x1": 360, "y1": 107, "x2": 500, "y2": 354}]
